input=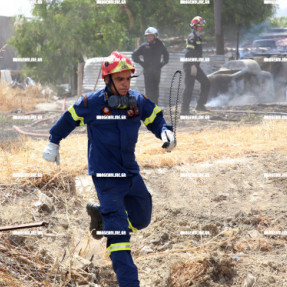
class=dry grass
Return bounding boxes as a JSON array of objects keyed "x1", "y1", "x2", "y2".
[
  {"x1": 136, "y1": 120, "x2": 287, "y2": 168},
  {"x1": 170, "y1": 256, "x2": 211, "y2": 286},
  {"x1": 1, "y1": 120, "x2": 287, "y2": 185},
  {"x1": 169, "y1": 255, "x2": 235, "y2": 286},
  {"x1": 0, "y1": 234, "x2": 52, "y2": 287},
  {"x1": 0, "y1": 84, "x2": 54, "y2": 113},
  {"x1": 0, "y1": 172, "x2": 114, "y2": 287},
  {"x1": 233, "y1": 238, "x2": 272, "y2": 252},
  {"x1": 1, "y1": 120, "x2": 286, "y2": 286},
  {"x1": 0, "y1": 232, "x2": 99, "y2": 287},
  {"x1": 0, "y1": 135, "x2": 88, "y2": 185}
]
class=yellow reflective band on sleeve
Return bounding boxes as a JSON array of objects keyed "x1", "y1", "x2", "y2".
[
  {"x1": 196, "y1": 41, "x2": 202, "y2": 44},
  {"x1": 144, "y1": 105, "x2": 162, "y2": 126},
  {"x1": 186, "y1": 39, "x2": 195, "y2": 49},
  {"x1": 68, "y1": 106, "x2": 84, "y2": 126},
  {"x1": 107, "y1": 242, "x2": 131, "y2": 256}
]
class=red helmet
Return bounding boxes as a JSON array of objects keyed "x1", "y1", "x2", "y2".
[
  {"x1": 190, "y1": 16, "x2": 206, "y2": 29},
  {"x1": 102, "y1": 51, "x2": 135, "y2": 79}
]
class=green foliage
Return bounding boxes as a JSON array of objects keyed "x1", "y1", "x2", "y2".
[
  {"x1": 9, "y1": 0, "x2": 127, "y2": 84},
  {"x1": 9, "y1": 0, "x2": 276, "y2": 84},
  {"x1": 117, "y1": 0, "x2": 214, "y2": 49},
  {"x1": 221, "y1": 0, "x2": 275, "y2": 29},
  {"x1": 271, "y1": 16, "x2": 287, "y2": 27}
]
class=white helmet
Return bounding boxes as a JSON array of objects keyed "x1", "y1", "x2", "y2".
[{"x1": 144, "y1": 27, "x2": 158, "y2": 38}]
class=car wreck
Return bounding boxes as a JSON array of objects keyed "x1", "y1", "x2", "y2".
[{"x1": 207, "y1": 59, "x2": 274, "y2": 105}]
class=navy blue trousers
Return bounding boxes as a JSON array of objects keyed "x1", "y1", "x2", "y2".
[{"x1": 92, "y1": 174, "x2": 152, "y2": 287}]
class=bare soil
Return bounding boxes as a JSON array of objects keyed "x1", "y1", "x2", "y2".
[{"x1": 1, "y1": 102, "x2": 287, "y2": 286}]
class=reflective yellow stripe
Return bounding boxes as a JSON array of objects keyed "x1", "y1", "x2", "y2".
[
  {"x1": 144, "y1": 105, "x2": 161, "y2": 126},
  {"x1": 186, "y1": 39, "x2": 195, "y2": 49},
  {"x1": 68, "y1": 106, "x2": 84, "y2": 126},
  {"x1": 107, "y1": 242, "x2": 131, "y2": 255},
  {"x1": 125, "y1": 210, "x2": 138, "y2": 232},
  {"x1": 196, "y1": 41, "x2": 202, "y2": 44},
  {"x1": 128, "y1": 218, "x2": 138, "y2": 233}
]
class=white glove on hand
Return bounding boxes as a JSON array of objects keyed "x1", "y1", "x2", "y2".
[
  {"x1": 190, "y1": 65, "x2": 197, "y2": 76},
  {"x1": 43, "y1": 142, "x2": 60, "y2": 166},
  {"x1": 161, "y1": 130, "x2": 176, "y2": 152}
]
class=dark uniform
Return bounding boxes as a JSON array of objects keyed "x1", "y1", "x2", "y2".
[
  {"x1": 132, "y1": 38, "x2": 169, "y2": 105},
  {"x1": 48, "y1": 88, "x2": 172, "y2": 287},
  {"x1": 181, "y1": 30, "x2": 210, "y2": 113}
]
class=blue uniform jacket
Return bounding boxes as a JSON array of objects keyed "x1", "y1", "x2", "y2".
[{"x1": 49, "y1": 88, "x2": 172, "y2": 176}]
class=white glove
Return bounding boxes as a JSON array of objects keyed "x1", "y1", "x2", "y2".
[
  {"x1": 161, "y1": 130, "x2": 176, "y2": 152},
  {"x1": 43, "y1": 142, "x2": 60, "y2": 165},
  {"x1": 190, "y1": 65, "x2": 197, "y2": 76}
]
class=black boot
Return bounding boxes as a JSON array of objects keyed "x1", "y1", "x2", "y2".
[{"x1": 86, "y1": 202, "x2": 103, "y2": 239}]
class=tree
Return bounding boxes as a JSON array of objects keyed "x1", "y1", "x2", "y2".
[
  {"x1": 214, "y1": 0, "x2": 224, "y2": 54},
  {"x1": 9, "y1": 0, "x2": 128, "y2": 85},
  {"x1": 271, "y1": 16, "x2": 287, "y2": 27},
  {"x1": 9, "y1": 0, "x2": 276, "y2": 85},
  {"x1": 221, "y1": 0, "x2": 275, "y2": 46},
  {"x1": 117, "y1": 0, "x2": 275, "y2": 49},
  {"x1": 117, "y1": 0, "x2": 214, "y2": 49}
]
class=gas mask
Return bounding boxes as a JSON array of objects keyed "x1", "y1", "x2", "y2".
[
  {"x1": 104, "y1": 74, "x2": 140, "y2": 118},
  {"x1": 103, "y1": 94, "x2": 139, "y2": 118},
  {"x1": 108, "y1": 94, "x2": 137, "y2": 109}
]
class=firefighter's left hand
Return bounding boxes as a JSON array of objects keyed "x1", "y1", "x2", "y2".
[{"x1": 161, "y1": 130, "x2": 176, "y2": 152}]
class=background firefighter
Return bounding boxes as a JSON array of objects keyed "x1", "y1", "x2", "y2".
[
  {"x1": 181, "y1": 16, "x2": 211, "y2": 114},
  {"x1": 42, "y1": 51, "x2": 176, "y2": 287},
  {"x1": 132, "y1": 27, "x2": 169, "y2": 105}
]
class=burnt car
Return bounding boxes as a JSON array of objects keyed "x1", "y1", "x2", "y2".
[
  {"x1": 251, "y1": 39, "x2": 278, "y2": 56},
  {"x1": 207, "y1": 59, "x2": 274, "y2": 105}
]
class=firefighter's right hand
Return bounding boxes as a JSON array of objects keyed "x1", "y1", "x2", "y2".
[
  {"x1": 43, "y1": 142, "x2": 60, "y2": 166},
  {"x1": 190, "y1": 65, "x2": 197, "y2": 76}
]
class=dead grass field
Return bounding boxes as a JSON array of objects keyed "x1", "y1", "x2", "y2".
[
  {"x1": 1, "y1": 120, "x2": 286, "y2": 185},
  {"x1": 1, "y1": 68, "x2": 287, "y2": 286},
  {"x1": 1, "y1": 116, "x2": 287, "y2": 286},
  {"x1": 0, "y1": 84, "x2": 54, "y2": 113}
]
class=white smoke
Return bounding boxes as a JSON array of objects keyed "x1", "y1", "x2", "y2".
[
  {"x1": 207, "y1": 73, "x2": 275, "y2": 107},
  {"x1": 207, "y1": 93, "x2": 260, "y2": 107}
]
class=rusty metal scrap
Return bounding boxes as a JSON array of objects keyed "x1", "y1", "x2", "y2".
[{"x1": 0, "y1": 221, "x2": 48, "y2": 232}]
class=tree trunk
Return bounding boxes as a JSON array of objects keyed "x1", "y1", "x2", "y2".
[
  {"x1": 77, "y1": 62, "x2": 85, "y2": 97},
  {"x1": 214, "y1": 0, "x2": 224, "y2": 55}
]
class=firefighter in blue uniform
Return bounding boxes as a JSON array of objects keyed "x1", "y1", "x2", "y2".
[
  {"x1": 42, "y1": 51, "x2": 176, "y2": 287},
  {"x1": 181, "y1": 16, "x2": 210, "y2": 114}
]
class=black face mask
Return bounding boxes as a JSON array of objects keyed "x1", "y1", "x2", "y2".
[
  {"x1": 108, "y1": 94, "x2": 137, "y2": 109},
  {"x1": 105, "y1": 73, "x2": 139, "y2": 110}
]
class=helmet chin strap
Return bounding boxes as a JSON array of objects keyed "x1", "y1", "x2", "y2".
[{"x1": 107, "y1": 74, "x2": 121, "y2": 96}]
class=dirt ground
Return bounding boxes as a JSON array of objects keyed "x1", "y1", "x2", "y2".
[{"x1": 1, "y1": 100, "x2": 287, "y2": 286}]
